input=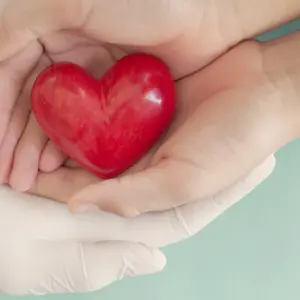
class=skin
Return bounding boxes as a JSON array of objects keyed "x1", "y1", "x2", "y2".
[{"x1": 0, "y1": 0, "x2": 299, "y2": 216}]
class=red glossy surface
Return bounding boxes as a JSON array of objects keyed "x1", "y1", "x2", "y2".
[{"x1": 31, "y1": 53, "x2": 176, "y2": 178}]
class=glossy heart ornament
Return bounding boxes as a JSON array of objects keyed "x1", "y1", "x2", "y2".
[{"x1": 31, "y1": 53, "x2": 176, "y2": 178}]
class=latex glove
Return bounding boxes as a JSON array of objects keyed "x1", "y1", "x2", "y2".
[
  {"x1": 0, "y1": 155, "x2": 275, "y2": 295},
  {"x1": 0, "y1": 213, "x2": 165, "y2": 295},
  {"x1": 0, "y1": 0, "x2": 297, "y2": 193},
  {"x1": 0, "y1": 242, "x2": 164, "y2": 295}
]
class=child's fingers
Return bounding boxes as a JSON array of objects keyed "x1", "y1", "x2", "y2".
[
  {"x1": 39, "y1": 141, "x2": 67, "y2": 172},
  {"x1": 0, "y1": 94, "x2": 31, "y2": 184},
  {"x1": 9, "y1": 113, "x2": 48, "y2": 192},
  {"x1": 0, "y1": 46, "x2": 44, "y2": 184}
]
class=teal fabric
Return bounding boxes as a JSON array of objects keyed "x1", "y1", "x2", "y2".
[{"x1": 2, "y1": 19, "x2": 300, "y2": 300}]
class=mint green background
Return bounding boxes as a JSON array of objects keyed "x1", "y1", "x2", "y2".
[{"x1": 2, "y1": 20, "x2": 300, "y2": 300}]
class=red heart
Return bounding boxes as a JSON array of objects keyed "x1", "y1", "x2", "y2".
[{"x1": 31, "y1": 53, "x2": 176, "y2": 178}]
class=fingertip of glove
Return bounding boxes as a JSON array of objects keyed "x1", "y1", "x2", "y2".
[{"x1": 123, "y1": 244, "x2": 166, "y2": 276}]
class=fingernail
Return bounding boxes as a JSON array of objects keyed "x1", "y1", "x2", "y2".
[{"x1": 72, "y1": 204, "x2": 100, "y2": 214}]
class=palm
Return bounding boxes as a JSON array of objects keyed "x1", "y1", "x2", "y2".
[
  {"x1": 23, "y1": 27, "x2": 223, "y2": 200},
  {"x1": 41, "y1": 32, "x2": 159, "y2": 174},
  {"x1": 35, "y1": 30, "x2": 203, "y2": 174},
  {"x1": 3, "y1": 16, "x2": 233, "y2": 192},
  {"x1": 30, "y1": 38, "x2": 293, "y2": 216},
  {"x1": 27, "y1": 31, "x2": 250, "y2": 205}
]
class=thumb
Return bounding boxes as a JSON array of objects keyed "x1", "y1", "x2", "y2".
[
  {"x1": 68, "y1": 160, "x2": 202, "y2": 217},
  {"x1": 29, "y1": 159, "x2": 201, "y2": 217}
]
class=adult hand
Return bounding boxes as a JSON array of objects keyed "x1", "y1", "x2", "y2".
[
  {"x1": 0, "y1": 0, "x2": 297, "y2": 192},
  {"x1": 32, "y1": 35, "x2": 300, "y2": 217},
  {"x1": 0, "y1": 155, "x2": 274, "y2": 295},
  {"x1": 0, "y1": 0, "x2": 298, "y2": 216}
]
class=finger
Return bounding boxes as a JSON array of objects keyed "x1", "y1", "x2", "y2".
[
  {"x1": 29, "y1": 242, "x2": 165, "y2": 295},
  {"x1": 68, "y1": 160, "x2": 201, "y2": 217},
  {"x1": 68, "y1": 155, "x2": 275, "y2": 218},
  {"x1": 9, "y1": 113, "x2": 48, "y2": 192},
  {"x1": 0, "y1": 52, "x2": 47, "y2": 184},
  {"x1": 0, "y1": 95, "x2": 31, "y2": 184},
  {"x1": 29, "y1": 167, "x2": 100, "y2": 202},
  {"x1": 67, "y1": 155, "x2": 276, "y2": 246},
  {"x1": 0, "y1": 41, "x2": 41, "y2": 145},
  {"x1": 0, "y1": 156, "x2": 274, "y2": 247},
  {"x1": 39, "y1": 141, "x2": 67, "y2": 172}
]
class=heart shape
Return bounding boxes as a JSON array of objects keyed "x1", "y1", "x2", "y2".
[{"x1": 31, "y1": 53, "x2": 176, "y2": 178}]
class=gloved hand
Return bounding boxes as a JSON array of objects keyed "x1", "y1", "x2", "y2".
[
  {"x1": 0, "y1": 155, "x2": 274, "y2": 295},
  {"x1": 0, "y1": 195, "x2": 165, "y2": 296}
]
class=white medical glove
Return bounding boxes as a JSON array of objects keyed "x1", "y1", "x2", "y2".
[{"x1": 0, "y1": 155, "x2": 275, "y2": 295}]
